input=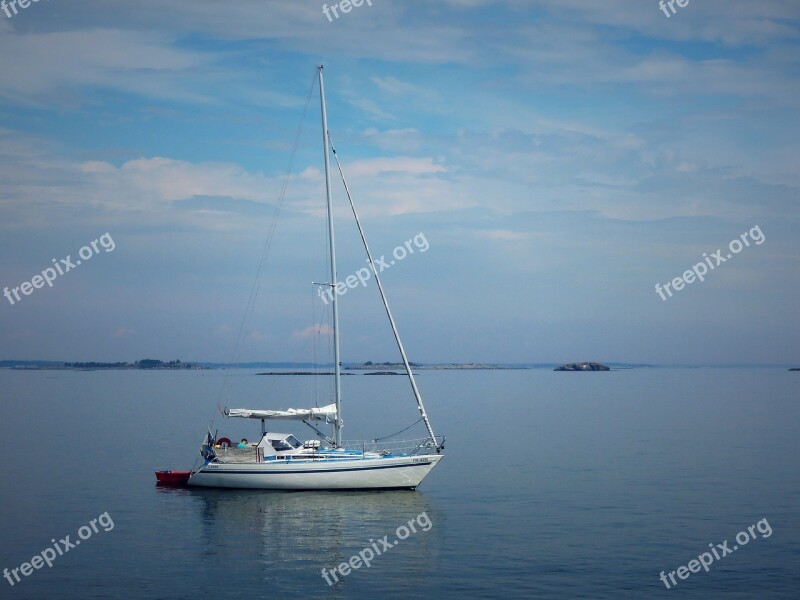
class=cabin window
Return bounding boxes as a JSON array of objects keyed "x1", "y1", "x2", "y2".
[
  {"x1": 270, "y1": 439, "x2": 292, "y2": 451},
  {"x1": 286, "y1": 435, "x2": 303, "y2": 449}
]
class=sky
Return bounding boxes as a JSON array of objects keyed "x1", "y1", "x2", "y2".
[{"x1": 0, "y1": 0, "x2": 798, "y2": 365}]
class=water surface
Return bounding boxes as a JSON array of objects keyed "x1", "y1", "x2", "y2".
[{"x1": 0, "y1": 368, "x2": 797, "y2": 598}]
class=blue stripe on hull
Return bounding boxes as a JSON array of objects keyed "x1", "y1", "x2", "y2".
[{"x1": 199, "y1": 461, "x2": 433, "y2": 475}]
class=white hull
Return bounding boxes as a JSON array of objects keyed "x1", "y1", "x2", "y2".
[{"x1": 188, "y1": 454, "x2": 443, "y2": 490}]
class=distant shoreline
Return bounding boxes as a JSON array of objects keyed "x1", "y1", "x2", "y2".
[
  {"x1": 0, "y1": 359, "x2": 205, "y2": 371},
  {"x1": 1, "y1": 360, "x2": 797, "y2": 371}
]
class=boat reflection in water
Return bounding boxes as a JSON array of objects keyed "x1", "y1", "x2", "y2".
[{"x1": 156, "y1": 487, "x2": 443, "y2": 594}]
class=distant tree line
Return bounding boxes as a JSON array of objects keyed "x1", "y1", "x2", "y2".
[
  {"x1": 362, "y1": 361, "x2": 420, "y2": 366},
  {"x1": 64, "y1": 362, "x2": 128, "y2": 369},
  {"x1": 62, "y1": 359, "x2": 193, "y2": 369},
  {"x1": 135, "y1": 359, "x2": 191, "y2": 369}
]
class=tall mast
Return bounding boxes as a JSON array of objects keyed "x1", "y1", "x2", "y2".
[{"x1": 318, "y1": 65, "x2": 343, "y2": 447}]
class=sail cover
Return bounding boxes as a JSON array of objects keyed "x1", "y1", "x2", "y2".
[{"x1": 225, "y1": 403, "x2": 337, "y2": 422}]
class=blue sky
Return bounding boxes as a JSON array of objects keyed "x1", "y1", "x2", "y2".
[{"x1": 0, "y1": 0, "x2": 798, "y2": 364}]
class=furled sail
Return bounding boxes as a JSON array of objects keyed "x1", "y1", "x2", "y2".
[{"x1": 225, "y1": 403, "x2": 337, "y2": 422}]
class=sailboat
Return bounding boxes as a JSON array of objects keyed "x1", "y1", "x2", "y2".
[{"x1": 182, "y1": 66, "x2": 444, "y2": 490}]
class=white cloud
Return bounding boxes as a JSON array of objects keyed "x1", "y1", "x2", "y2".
[
  {"x1": 292, "y1": 324, "x2": 333, "y2": 340},
  {"x1": 345, "y1": 157, "x2": 445, "y2": 177},
  {"x1": 0, "y1": 29, "x2": 209, "y2": 106}
]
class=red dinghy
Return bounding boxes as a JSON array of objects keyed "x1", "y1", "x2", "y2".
[{"x1": 155, "y1": 470, "x2": 191, "y2": 486}]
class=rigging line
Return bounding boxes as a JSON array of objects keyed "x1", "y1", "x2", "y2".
[
  {"x1": 322, "y1": 174, "x2": 335, "y2": 404},
  {"x1": 372, "y1": 417, "x2": 425, "y2": 442},
  {"x1": 311, "y1": 282, "x2": 317, "y2": 406},
  {"x1": 218, "y1": 70, "x2": 318, "y2": 406},
  {"x1": 311, "y1": 282, "x2": 321, "y2": 408}
]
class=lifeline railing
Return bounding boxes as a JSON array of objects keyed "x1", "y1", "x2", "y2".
[{"x1": 338, "y1": 436, "x2": 445, "y2": 456}]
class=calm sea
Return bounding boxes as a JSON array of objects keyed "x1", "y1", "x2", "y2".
[{"x1": 0, "y1": 368, "x2": 797, "y2": 599}]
